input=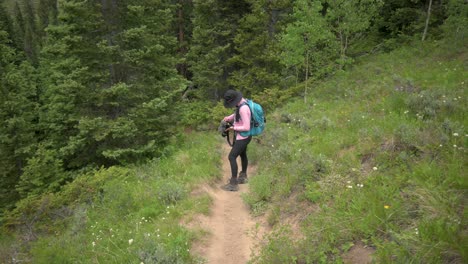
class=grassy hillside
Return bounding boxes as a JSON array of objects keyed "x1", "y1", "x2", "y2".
[
  {"x1": 0, "y1": 133, "x2": 221, "y2": 263},
  {"x1": 1, "y1": 41, "x2": 465, "y2": 264},
  {"x1": 245, "y1": 42, "x2": 467, "y2": 263}
]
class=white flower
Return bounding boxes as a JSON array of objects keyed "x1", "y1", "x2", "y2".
[
  {"x1": 453, "y1": 145, "x2": 457, "y2": 148},
  {"x1": 453, "y1": 133, "x2": 459, "y2": 136},
  {"x1": 439, "y1": 144, "x2": 443, "y2": 147},
  {"x1": 168, "y1": 233, "x2": 172, "y2": 237},
  {"x1": 347, "y1": 181, "x2": 351, "y2": 184},
  {"x1": 351, "y1": 168, "x2": 357, "y2": 172},
  {"x1": 346, "y1": 185, "x2": 353, "y2": 189},
  {"x1": 92, "y1": 241, "x2": 96, "y2": 247},
  {"x1": 128, "y1": 239, "x2": 134, "y2": 245},
  {"x1": 373, "y1": 167, "x2": 378, "y2": 171}
]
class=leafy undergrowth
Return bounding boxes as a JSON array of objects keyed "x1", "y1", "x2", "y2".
[
  {"x1": 0, "y1": 133, "x2": 220, "y2": 263},
  {"x1": 245, "y1": 42, "x2": 467, "y2": 263}
]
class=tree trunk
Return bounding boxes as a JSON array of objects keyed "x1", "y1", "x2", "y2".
[
  {"x1": 304, "y1": 50, "x2": 309, "y2": 104},
  {"x1": 176, "y1": 0, "x2": 189, "y2": 78},
  {"x1": 422, "y1": 0, "x2": 433, "y2": 41}
]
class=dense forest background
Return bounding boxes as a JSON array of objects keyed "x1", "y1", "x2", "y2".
[{"x1": 0, "y1": 0, "x2": 466, "y2": 216}]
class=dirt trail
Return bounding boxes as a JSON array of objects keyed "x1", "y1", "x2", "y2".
[{"x1": 190, "y1": 144, "x2": 266, "y2": 264}]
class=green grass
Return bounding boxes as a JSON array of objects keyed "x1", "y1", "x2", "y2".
[
  {"x1": 0, "y1": 133, "x2": 221, "y2": 263},
  {"x1": 248, "y1": 41, "x2": 467, "y2": 263},
  {"x1": 1, "y1": 40, "x2": 466, "y2": 264}
]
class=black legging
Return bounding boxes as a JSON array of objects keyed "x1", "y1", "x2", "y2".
[{"x1": 228, "y1": 136, "x2": 252, "y2": 180}]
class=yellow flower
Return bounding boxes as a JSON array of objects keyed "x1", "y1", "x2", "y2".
[{"x1": 384, "y1": 205, "x2": 390, "y2": 209}]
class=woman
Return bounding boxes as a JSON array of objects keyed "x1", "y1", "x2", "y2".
[{"x1": 222, "y1": 89, "x2": 252, "y2": 191}]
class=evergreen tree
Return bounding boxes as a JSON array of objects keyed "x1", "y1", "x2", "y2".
[
  {"x1": 0, "y1": 21, "x2": 39, "y2": 208},
  {"x1": 188, "y1": 0, "x2": 250, "y2": 100},
  {"x1": 37, "y1": 0, "x2": 184, "y2": 174},
  {"x1": 228, "y1": 0, "x2": 292, "y2": 95}
]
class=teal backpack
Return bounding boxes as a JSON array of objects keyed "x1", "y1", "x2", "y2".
[{"x1": 238, "y1": 99, "x2": 266, "y2": 137}]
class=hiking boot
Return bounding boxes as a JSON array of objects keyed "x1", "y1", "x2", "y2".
[
  {"x1": 221, "y1": 182, "x2": 239, "y2": 191},
  {"x1": 221, "y1": 178, "x2": 238, "y2": 191},
  {"x1": 238, "y1": 171, "x2": 248, "y2": 184}
]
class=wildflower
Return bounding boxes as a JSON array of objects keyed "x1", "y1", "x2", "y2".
[
  {"x1": 351, "y1": 168, "x2": 357, "y2": 172},
  {"x1": 92, "y1": 241, "x2": 96, "y2": 247},
  {"x1": 128, "y1": 239, "x2": 134, "y2": 245},
  {"x1": 384, "y1": 205, "x2": 390, "y2": 209},
  {"x1": 453, "y1": 144, "x2": 457, "y2": 148},
  {"x1": 453, "y1": 133, "x2": 459, "y2": 136},
  {"x1": 168, "y1": 233, "x2": 172, "y2": 237},
  {"x1": 404, "y1": 110, "x2": 409, "y2": 114},
  {"x1": 373, "y1": 167, "x2": 378, "y2": 171},
  {"x1": 439, "y1": 144, "x2": 443, "y2": 147},
  {"x1": 346, "y1": 185, "x2": 353, "y2": 189},
  {"x1": 347, "y1": 181, "x2": 351, "y2": 184},
  {"x1": 357, "y1": 184, "x2": 364, "y2": 188}
]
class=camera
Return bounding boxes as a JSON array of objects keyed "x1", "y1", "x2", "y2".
[{"x1": 218, "y1": 120, "x2": 232, "y2": 137}]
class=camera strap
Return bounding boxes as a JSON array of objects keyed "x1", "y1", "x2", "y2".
[{"x1": 226, "y1": 130, "x2": 235, "y2": 147}]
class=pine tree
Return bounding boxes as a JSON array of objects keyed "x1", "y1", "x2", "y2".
[
  {"x1": 228, "y1": 0, "x2": 292, "y2": 96},
  {"x1": 0, "y1": 20, "x2": 39, "y2": 207},
  {"x1": 37, "y1": 0, "x2": 184, "y2": 172},
  {"x1": 188, "y1": 0, "x2": 250, "y2": 100}
]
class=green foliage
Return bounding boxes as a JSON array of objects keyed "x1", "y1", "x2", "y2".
[
  {"x1": 1, "y1": 132, "x2": 220, "y2": 262},
  {"x1": 16, "y1": 145, "x2": 68, "y2": 198},
  {"x1": 228, "y1": 0, "x2": 291, "y2": 94},
  {"x1": 247, "y1": 42, "x2": 467, "y2": 263},
  {"x1": 157, "y1": 181, "x2": 187, "y2": 206}
]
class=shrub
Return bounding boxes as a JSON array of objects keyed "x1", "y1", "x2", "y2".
[{"x1": 157, "y1": 181, "x2": 187, "y2": 205}]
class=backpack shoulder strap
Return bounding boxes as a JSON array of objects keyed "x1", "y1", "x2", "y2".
[{"x1": 235, "y1": 100, "x2": 251, "y2": 121}]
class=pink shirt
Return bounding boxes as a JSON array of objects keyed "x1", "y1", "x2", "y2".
[{"x1": 224, "y1": 98, "x2": 251, "y2": 140}]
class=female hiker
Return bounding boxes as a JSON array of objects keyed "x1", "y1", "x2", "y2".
[{"x1": 221, "y1": 89, "x2": 252, "y2": 191}]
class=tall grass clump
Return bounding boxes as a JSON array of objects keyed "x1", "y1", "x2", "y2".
[
  {"x1": 0, "y1": 133, "x2": 221, "y2": 263},
  {"x1": 248, "y1": 42, "x2": 467, "y2": 263}
]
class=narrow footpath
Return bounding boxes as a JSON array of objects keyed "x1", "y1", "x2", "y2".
[{"x1": 190, "y1": 144, "x2": 265, "y2": 264}]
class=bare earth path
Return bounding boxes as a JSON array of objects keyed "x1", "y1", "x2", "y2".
[{"x1": 190, "y1": 144, "x2": 265, "y2": 264}]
